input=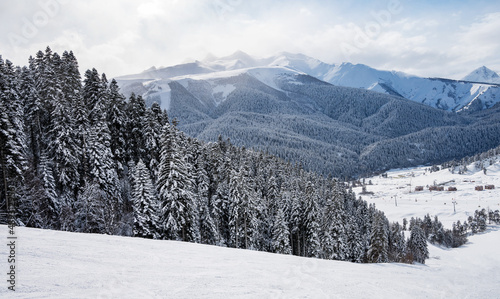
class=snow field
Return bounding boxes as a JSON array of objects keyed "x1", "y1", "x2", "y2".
[
  {"x1": 1, "y1": 224, "x2": 499, "y2": 298},
  {"x1": 357, "y1": 160, "x2": 500, "y2": 229}
]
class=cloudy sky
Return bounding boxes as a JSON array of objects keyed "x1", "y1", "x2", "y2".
[{"x1": 1, "y1": 0, "x2": 499, "y2": 79}]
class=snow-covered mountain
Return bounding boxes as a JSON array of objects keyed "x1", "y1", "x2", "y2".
[
  {"x1": 462, "y1": 66, "x2": 500, "y2": 84},
  {"x1": 117, "y1": 65, "x2": 306, "y2": 111},
  {"x1": 116, "y1": 51, "x2": 500, "y2": 112},
  {"x1": 114, "y1": 56, "x2": 500, "y2": 178}
]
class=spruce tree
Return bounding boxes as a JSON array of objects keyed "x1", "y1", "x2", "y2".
[
  {"x1": 303, "y1": 181, "x2": 321, "y2": 258},
  {"x1": 367, "y1": 211, "x2": 389, "y2": 263},
  {"x1": 132, "y1": 160, "x2": 159, "y2": 239},
  {"x1": 106, "y1": 79, "x2": 127, "y2": 176},
  {"x1": 157, "y1": 123, "x2": 196, "y2": 241},
  {"x1": 272, "y1": 205, "x2": 291, "y2": 254},
  {"x1": 0, "y1": 57, "x2": 26, "y2": 223},
  {"x1": 408, "y1": 225, "x2": 429, "y2": 264}
]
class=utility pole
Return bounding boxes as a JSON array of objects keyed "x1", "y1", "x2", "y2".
[
  {"x1": 452, "y1": 198, "x2": 457, "y2": 214},
  {"x1": 409, "y1": 177, "x2": 412, "y2": 194},
  {"x1": 392, "y1": 195, "x2": 397, "y2": 207}
]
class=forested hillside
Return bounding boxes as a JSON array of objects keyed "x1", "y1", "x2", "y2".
[
  {"x1": 0, "y1": 48, "x2": 431, "y2": 263},
  {"x1": 136, "y1": 71, "x2": 500, "y2": 178}
]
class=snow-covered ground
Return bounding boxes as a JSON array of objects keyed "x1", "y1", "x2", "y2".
[
  {"x1": 356, "y1": 159, "x2": 500, "y2": 229},
  {"x1": 2, "y1": 159, "x2": 500, "y2": 298},
  {"x1": 1, "y1": 224, "x2": 499, "y2": 298}
]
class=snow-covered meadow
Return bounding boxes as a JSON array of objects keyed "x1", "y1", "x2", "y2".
[
  {"x1": 1, "y1": 159, "x2": 500, "y2": 298},
  {"x1": 356, "y1": 160, "x2": 500, "y2": 229}
]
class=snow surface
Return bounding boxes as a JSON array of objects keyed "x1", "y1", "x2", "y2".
[
  {"x1": 1, "y1": 225, "x2": 499, "y2": 298},
  {"x1": 143, "y1": 80, "x2": 172, "y2": 110},
  {"x1": 356, "y1": 158, "x2": 500, "y2": 229},
  {"x1": 2, "y1": 159, "x2": 500, "y2": 298}
]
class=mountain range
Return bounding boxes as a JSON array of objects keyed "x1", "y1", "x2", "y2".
[
  {"x1": 117, "y1": 51, "x2": 500, "y2": 113},
  {"x1": 115, "y1": 52, "x2": 500, "y2": 178}
]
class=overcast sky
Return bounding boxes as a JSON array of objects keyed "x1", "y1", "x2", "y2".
[{"x1": 1, "y1": 0, "x2": 499, "y2": 79}]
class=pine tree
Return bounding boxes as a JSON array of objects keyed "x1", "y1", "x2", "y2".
[
  {"x1": 0, "y1": 57, "x2": 26, "y2": 223},
  {"x1": 132, "y1": 160, "x2": 159, "y2": 239},
  {"x1": 35, "y1": 153, "x2": 59, "y2": 228},
  {"x1": 157, "y1": 123, "x2": 197, "y2": 241},
  {"x1": 388, "y1": 222, "x2": 406, "y2": 262},
  {"x1": 408, "y1": 225, "x2": 429, "y2": 264},
  {"x1": 322, "y1": 194, "x2": 347, "y2": 260},
  {"x1": 48, "y1": 75, "x2": 80, "y2": 194},
  {"x1": 303, "y1": 181, "x2": 321, "y2": 258},
  {"x1": 367, "y1": 211, "x2": 389, "y2": 263},
  {"x1": 272, "y1": 204, "x2": 291, "y2": 254},
  {"x1": 106, "y1": 79, "x2": 127, "y2": 177},
  {"x1": 126, "y1": 93, "x2": 146, "y2": 163},
  {"x1": 209, "y1": 139, "x2": 231, "y2": 246},
  {"x1": 82, "y1": 72, "x2": 122, "y2": 234},
  {"x1": 194, "y1": 144, "x2": 218, "y2": 245},
  {"x1": 143, "y1": 102, "x2": 166, "y2": 180}
]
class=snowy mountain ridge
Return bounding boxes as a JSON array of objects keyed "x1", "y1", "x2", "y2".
[
  {"x1": 125, "y1": 66, "x2": 305, "y2": 111},
  {"x1": 116, "y1": 51, "x2": 500, "y2": 112},
  {"x1": 462, "y1": 66, "x2": 500, "y2": 84}
]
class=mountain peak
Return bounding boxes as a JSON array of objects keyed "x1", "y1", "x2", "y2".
[
  {"x1": 462, "y1": 66, "x2": 500, "y2": 83},
  {"x1": 221, "y1": 50, "x2": 254, "y2": 62}
]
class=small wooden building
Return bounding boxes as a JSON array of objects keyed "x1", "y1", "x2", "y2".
[
  {"x1": 415, "y1": 186, "x2": 424, "y2": 192},
  {"x1": 448, "y1": 186, "x2": 457, "y2": 191},
  {"x1": 429, "y1": 186, "x2": 444, "y2": 191},
  {"x1": 485, "y1": 185, "x2": 495, "y2": 190},
  {"x1": 475, "y1": 186, "x2": 484, "y2": 191}
]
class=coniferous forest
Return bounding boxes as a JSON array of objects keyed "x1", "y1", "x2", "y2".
[{"x1": 2, "y1": 47, "x2": 440, "y2": 264}]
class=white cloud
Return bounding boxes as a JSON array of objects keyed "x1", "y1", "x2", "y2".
[{"x1": 0, "y1": 0, "x2": 499, "y2": 78}]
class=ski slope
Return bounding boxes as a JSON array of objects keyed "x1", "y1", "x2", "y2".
[
  {"x1": 356, "y1": 159, "x2": 500, "y2": 229},
  {"x1": 1, "y1": 224, "x2": 499, "y2": 298}
]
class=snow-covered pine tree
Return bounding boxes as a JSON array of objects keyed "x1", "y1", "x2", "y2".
[
  {"x1": 303, "y1": 181, "x2": 322, "y2": 258},
  {"x1": 451, "y1": 221, "x2": 467, "y2": 248},
  {"x1": 157, "y1": 123, "x2": 197, "y2": 241},
  {"x1": 388, "y1": 222, "x2": 406, "y2": 262},
  {"x1": 408, "y1": 224, "x2": 428, "y2": 264},
  {"x1": 288, "y1": 176, "x2": 304, "y2": 256},
  {"x1": 367, "y1": 211, "x2": 389, "y2": 263},
  {"x1": 209, "y1": 138, "x2": 231, "y2": 246},
  {"x1": 345, "y1": 215, "x2": 364, "y2": 262},
  {"x1": 272, "y1": 204, "x2": 291, "y2": 254},
  {"x1": 126, "y1": 93, "x2": 146, "y2": 163},
  {"x1": 0, "y1": 57, "x2": 26, "y2": 223},
  {"x1": 83, "y1": 68, "x2": 103, "y2": 127},
  {"x1": 106, "y1": 79, "x2": 127, "y2": 177},
  {"x1": 34, "y1": 47, "x2": 57, "y2": 141},
  {"x1": 24, "y1": 57, "x2": 43, "y2": 173},
  {"x1": 193, "y1": 142, "x2": 218, "y2": 245},
  {"x1": 83, "y1": 74, "x2": 122, "y2": 234},
  {"x1": 132, "y1": 159, "x2": 159, "y2": 239},
  {"x1": 237, "y1": 162, "x2": 262, "y2": 250},
  {"x1": 321, "y1": 193, "x2": 347, "y2": 260},
  {"x1": 474, "y1": 209, "x2": 487, "y2": 232},
  {"x1": 35, "y1": 152, "x2": 60, "y2": 228},
  {"x1": 48, "y1": 70, "x2": 80, "y2": 195}
]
